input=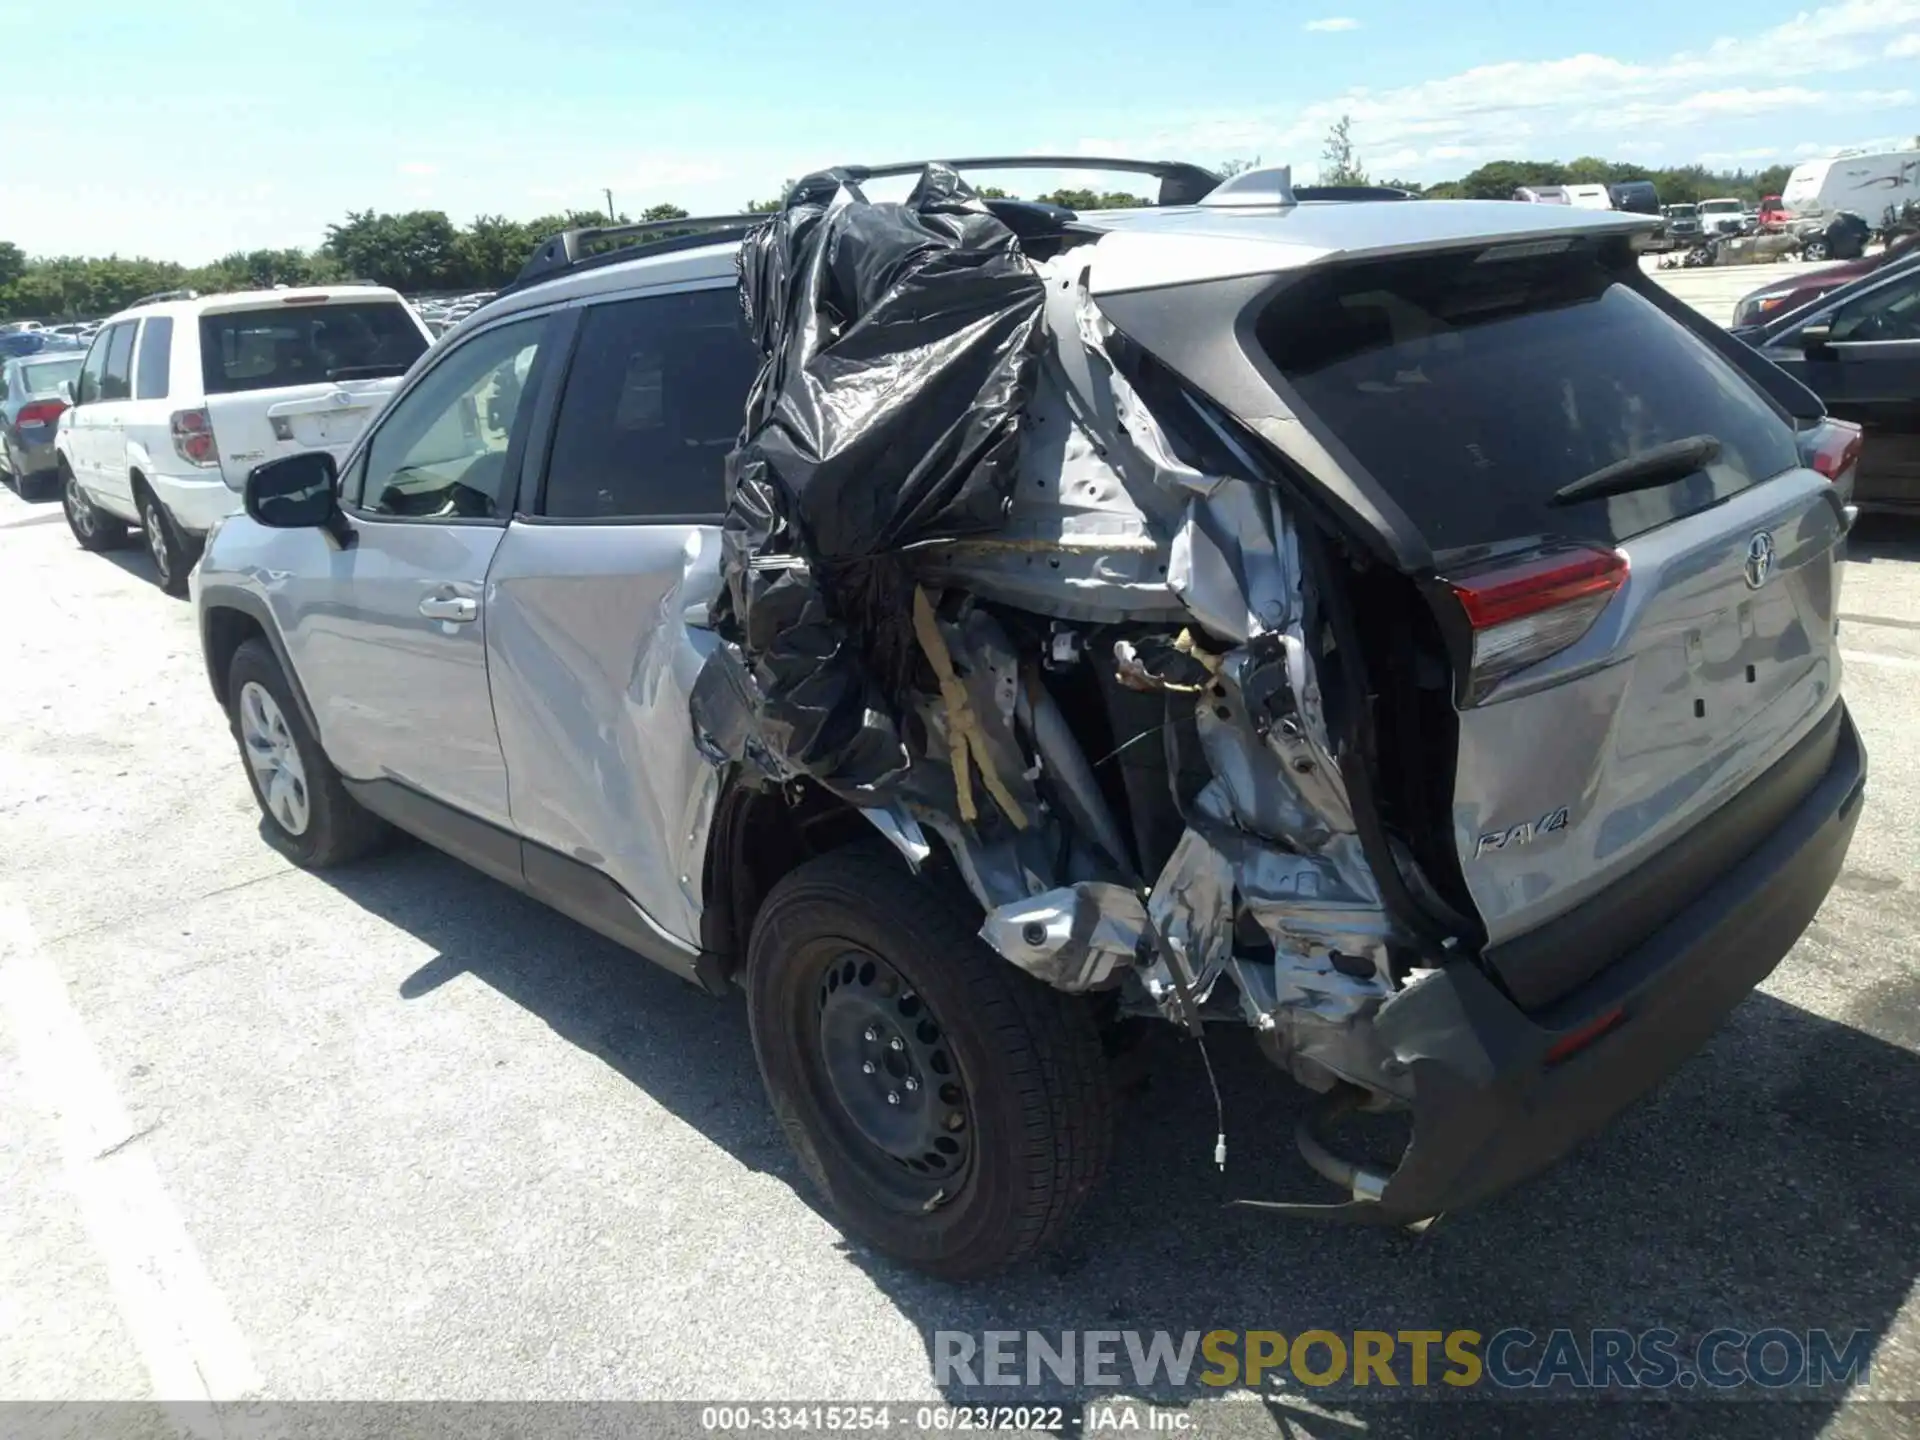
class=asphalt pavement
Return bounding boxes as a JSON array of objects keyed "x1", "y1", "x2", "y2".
[{"x1": 1, "y1": 472, "x2": 1917, "y2": 1440}]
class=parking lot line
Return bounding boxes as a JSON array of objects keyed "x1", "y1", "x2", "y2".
[{"x1": 0, "y1": 894, "x2": 263, "y2": 1408}]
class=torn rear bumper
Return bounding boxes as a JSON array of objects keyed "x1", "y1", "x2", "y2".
[{"x1": 1246, "y1": 701, "x2": 1867, "y2": 1223}]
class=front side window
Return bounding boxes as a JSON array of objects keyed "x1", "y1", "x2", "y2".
[
  {"x1": 351, "y1": 316, "x2": 545, "y2": 520},
  {"x1": 76, "y1": 332, "x2": 109, "y2": 405},
  {"x1": 1829, "y1": 268, "x2": 1920, "y2": 344},
  {"x1": 99, "y1": 322, "x2": 137, "y2": 402},
  {"x1": 541, "y1": 287, "x2": 759, "y2": 520},
  {"x1": 199, "y1": 302, "x2": 428, "y2": 395}
]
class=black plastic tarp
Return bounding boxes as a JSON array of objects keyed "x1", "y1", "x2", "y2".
[{"x1": 691, "y1": 163, "x2": 1046, "y2": 799}]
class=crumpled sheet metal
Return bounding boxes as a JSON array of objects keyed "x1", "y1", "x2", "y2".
[
  {"x1": 689, "y1": 163, "x2": 1047, "y2": 802},
  {"x1": 979, "y1": 883, "x2": 1147, "y2": 992},
  {"x1": 915, "y1": 255, "x2": 1187, "y2": 624}
]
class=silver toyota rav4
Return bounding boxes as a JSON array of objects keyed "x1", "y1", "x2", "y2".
[{"x1": 192, "y1": 158, "x2": 1869, "y2": 1279}]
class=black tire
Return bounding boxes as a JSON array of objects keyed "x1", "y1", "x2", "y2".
[
  {"x1": 225, "y1": 638, "x2": 387, "y2": 868},
  {"x1": 747, "y1": 844, "x2": 1113, "y2": 1280},
  {"x1": 60, "y1": 461, "x2": 129, "y2": 551},
  {"x1": 136, "y1": 484, "x2": 197, "y2": 597}
]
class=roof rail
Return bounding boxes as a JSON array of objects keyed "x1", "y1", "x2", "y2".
[
  {"x1": 513, "y1": 214, "x2": 767, "y2": 288},
  {"x1": 824, "y1": 155, "x2": 1223, "y2": 208},
  {"x1": 125, "y1": 287, "x2": 199, "y2": 309}
]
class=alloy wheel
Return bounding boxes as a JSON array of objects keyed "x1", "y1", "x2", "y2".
[
  {"x1": 141, "y1": 497, "x2": 172, "y2": 586},
  {"x1": 238, "y1": 681, "x2": 311, "y2": 836},
  {"x1": 64, "y1": 474, "x2": 96, "y2": 537}
]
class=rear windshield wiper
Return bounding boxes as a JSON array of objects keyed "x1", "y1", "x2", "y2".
[
  {"x1": 1550, "y1": 435, "x2": 1721, "y2": 506},
  {"x1": 327, "y1": 363, "x2": 410, "y2": 382}
]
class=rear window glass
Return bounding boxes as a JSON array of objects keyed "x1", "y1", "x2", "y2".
[
  {"x1": 198, "y1": 302, "x2": 427, "y2": 395},
  {"x1": 1259, "y1": 246, "x2": 1799, "y2": 553},
  {"x1": 20, "y1": 356, "x2": 82, "y2": 395}
]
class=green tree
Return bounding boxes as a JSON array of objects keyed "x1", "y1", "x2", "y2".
[
  {"x1": 642, "y1": 203, "x2": 690, "y2": 221},
  {"x1": 323, "y1": 210, "x2": 461, "y2": 291},
  {"x1": 1319, "y1": 115, "x2": 1369, "y2": 186},
  {"x1": 0, "y1": 241, "x2": 25, "y2": 291},
  {"x1": 1035, "y1": 188, "x2": 1151, "y2": 210}
]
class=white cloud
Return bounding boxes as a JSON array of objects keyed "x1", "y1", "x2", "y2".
[
  {"x1": 1888, "y1": 32, "x2": 1920, "y2": 54},
  {"x1": 1303, "y1": 17, "x2": 1360, "y2": 31},
  {"x1": 398, "y1": 162, "x2": 437, "y2": 176},
  {"x1": 1080, "y1": 0, "x2": 1920, "y2": 179}
]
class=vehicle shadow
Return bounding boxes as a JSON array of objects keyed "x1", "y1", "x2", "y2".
[
  {"x1": 1845, "y1": 513, "x2": 1920, "y2": 565},
  {"x1": 313, "y1": 841, "x2": 1920, "y2": 1437}
]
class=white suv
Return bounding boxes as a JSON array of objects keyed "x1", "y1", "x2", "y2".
[{"x1": 54, "y1": 285, "x2": 432, "y2": 594}]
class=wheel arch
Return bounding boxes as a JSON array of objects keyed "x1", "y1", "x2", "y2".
[
  {"x1": 700, "y1": 775, "x2": 898, "y2": 980},
  {"x1": 197, "y1": 586, "x2": 322, "y2": 741}
]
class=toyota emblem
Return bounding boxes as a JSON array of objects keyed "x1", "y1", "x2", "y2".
[{"x1": 1744, "y1": 530, "x2": 1776, "y2": 589}]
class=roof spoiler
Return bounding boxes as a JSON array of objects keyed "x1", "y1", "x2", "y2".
[{"x1": 819, "y1": 155, "x2": 1224, "y2": 208}]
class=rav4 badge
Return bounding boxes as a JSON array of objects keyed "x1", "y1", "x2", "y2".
[{"x1": 1475, "y1": 806, "x2": 1571, "y2": 858}]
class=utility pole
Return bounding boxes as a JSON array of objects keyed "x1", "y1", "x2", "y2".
[{"x1": 604, "y1": 189, "x2": 616, "y2": 222}]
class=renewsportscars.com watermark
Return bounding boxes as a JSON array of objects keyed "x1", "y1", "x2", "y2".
[{"x1": 934, "y1": 1327, "x2": 1875, "y2": 1393}]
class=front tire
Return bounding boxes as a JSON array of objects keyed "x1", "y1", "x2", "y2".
[
  {"x1": 747, "y1": 845, "x2": 1114, "y2": 1280},
  {"x1": 226, "y1": 639, "x2": 387, "y2": 868},
  {"x1": 136, "y1": 486, "x2": 196, "y2": 597},
  {"x1": 61, "y1": 463, "x2": 128, "y2": 551}
]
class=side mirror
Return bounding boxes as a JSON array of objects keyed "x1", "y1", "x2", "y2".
[
  {"x1": 1798, "y1": 322, "x2": 1834, "y2": 352},
  {"x1": 59, "y1": 379, "x2": 76, "y2": 405},
  {"x1": 244, "y1": 451, "x2": 340, "y2": 529}
]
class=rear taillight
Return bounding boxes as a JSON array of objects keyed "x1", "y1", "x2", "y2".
[
  {"x1": 1444, "y1": 545, "x2": 1629, "y2": 704},
  {"x1": 170, "y1": 407, "x2": 219, "y2": 468},
  {"x1": 17, "y1": 399, "x2": 65, "y2": 427},
  {"x1": 1799, "y1": 418, "x2": 1863, "y2": 486}
]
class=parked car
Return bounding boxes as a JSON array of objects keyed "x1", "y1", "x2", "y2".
[
  {"x1": 1608, "y1": 180, "x2": 1660, "y2": 216},
  {"x1": 1758, "y1": 194, "x2": 1789, "y2": 229},
  {"x1": 0, "y1": 330, "x2": 83, "y2": 360},
  {"x1": 1732, "y1": 231, "x2": 1920, "y2": 326},
  {"x1": 1801, "y1": 210, "x2": 1873, "y2": 262},
  {"x1": 1662, "y1": 202, "x2": 1704, "y2": 246},
  {"x1": 1737, "y1": 247, "x2": 1920, "y2": 514},
  {"x1": 0, "y1": 350, "x2": 84, "y2": 498},
  {"x1": 54, "y1": 284, "x2": 432, "y2": 595},
  {"x1": 193, "y1": 161, "x2": 1865, "y2": 1278},
  {"x1": 1698, "y1": 197, "x2": 1749, "y2": 236}
]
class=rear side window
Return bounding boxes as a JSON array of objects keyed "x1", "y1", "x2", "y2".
[
  {"x1": 99, "y1": 322, "x2": 137, "y2": 401},
  {"x1": 1260, "y1": 247, "x2": 1800, "y2": 553},
  {"x1": 198, "y1": 302, "x2": 428, "y2": 395},
  {"x1": 542, "y1": 287, "x2": 759, "y2": 520},
  {"x1": 135, "y1": 316, "x2": 173, "y2": 400}
]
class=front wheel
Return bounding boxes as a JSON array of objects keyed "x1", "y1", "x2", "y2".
[
  {"x1": 1803, "y1": 239, "x2": 1830, "y2": 261},
  {"x1": 61, "y1": 465, "x2": 128, "y2": 551},
  {"x1": 747, "y1": 845, "x2": 1114, "y2": 1280},
  {"x1": 226, "y1": 639, "x2": 387, "y2": 868}
]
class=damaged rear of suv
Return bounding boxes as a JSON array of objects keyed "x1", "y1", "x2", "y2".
[
  {"x1": 200, "y1": 157, "x2": 1867, "y2": 1281},
  {"x1": 690, "y1": 160, "x2": 1867, "y2": 1269}
]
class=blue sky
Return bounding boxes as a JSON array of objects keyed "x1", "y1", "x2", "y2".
[{"x1": 5, "y1": 0, "x2": 1917, "y2": 262}]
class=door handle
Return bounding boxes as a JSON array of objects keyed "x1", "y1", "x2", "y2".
[{"x1": 419, "y1": 595, "x2": 478, "y2": 622}]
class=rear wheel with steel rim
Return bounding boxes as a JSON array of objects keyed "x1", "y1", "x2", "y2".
[
  {"x1": 136, "y1": 487, "x2": 195, "y2": 596},
  {"x1": 747, "y1": 844, "x2": 1113, "y2": 1279},
  {"x1": 225, "y1": 638, "x2": 387, "y2": 868},
  {"x1": 61, "y1": 463, "x2": 128, "y2": 551}
]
